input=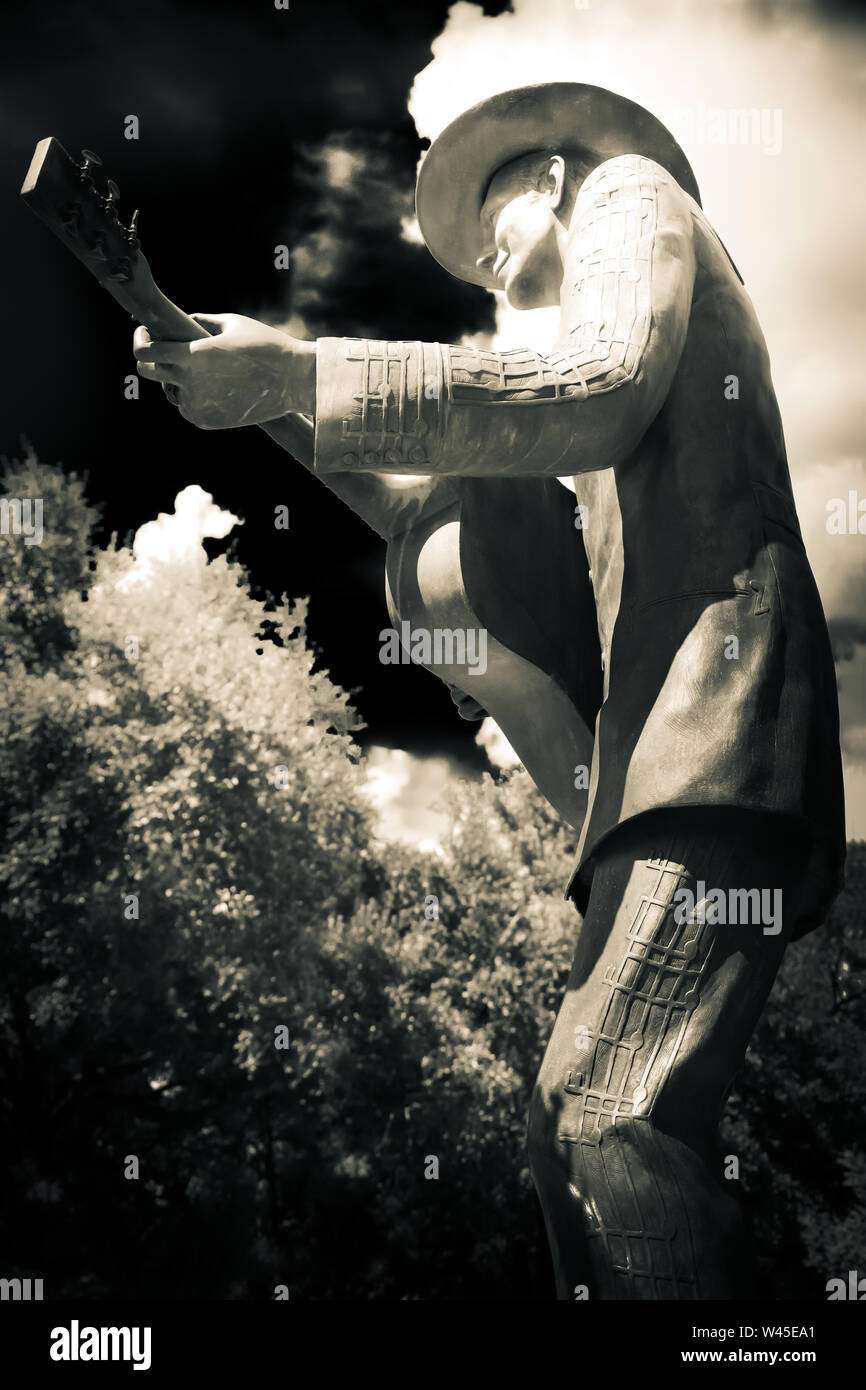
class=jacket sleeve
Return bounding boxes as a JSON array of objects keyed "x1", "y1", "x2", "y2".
[{"x1": 313, "y1": 155, "x2": 696, "y2": 479}]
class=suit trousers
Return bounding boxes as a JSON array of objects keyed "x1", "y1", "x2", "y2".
[{"x1": 528, "y1": 807, "x2": 810, "y2": 1299}]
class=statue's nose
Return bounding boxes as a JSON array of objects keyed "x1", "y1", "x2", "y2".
[{"x1": 475, "y1": 247, "x2": 496, "y2": 273}]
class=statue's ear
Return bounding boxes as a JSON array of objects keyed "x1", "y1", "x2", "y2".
[{"x1": 542, "y1": 154, "x2": 567, "y2": 212}]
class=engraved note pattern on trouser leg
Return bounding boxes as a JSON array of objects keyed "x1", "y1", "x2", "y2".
[
  {"x1": 528, "y1": 815, "x2": 800, "y2": 1300},
  {"x1": 563, "y1": 848, "x2": 723, "y2": 1299}
]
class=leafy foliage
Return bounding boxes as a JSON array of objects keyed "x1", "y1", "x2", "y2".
[
  {"x1": 722, "y1": 841, "x2": 866, "y2": 1297},
  {"x1": 1, "y1": 453, "x2": 863, "y2": 1299}
]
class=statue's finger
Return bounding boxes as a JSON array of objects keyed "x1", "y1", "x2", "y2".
[
  {"x1": 188, "y1": 312, "x2": 228, "y2": 336},
  {"x1": 133, "y1": 339, "x2": 192, "y2": 365},
  {"x1": 136, "y1": 361, "x2": 184, "y2": 385}
]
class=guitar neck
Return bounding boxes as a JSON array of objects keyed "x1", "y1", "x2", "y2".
[
  {"x1": 126, "y1": 280, "x2": 460, "y2": 542},
  {"x1": 131, "y1": 285, "x2": 212, "y2": 345},
  {"x1": 20, "y1": 135, "x2": 444, "y2": 537}
]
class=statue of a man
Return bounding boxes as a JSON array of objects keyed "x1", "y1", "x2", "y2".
[{"x1": 134, "y1": 83, "x2": 846, "y2": 1300}]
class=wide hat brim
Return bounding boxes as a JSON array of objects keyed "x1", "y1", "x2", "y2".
[{"x1": 415, "y1": 82, "x2": 701, "y2": 289}]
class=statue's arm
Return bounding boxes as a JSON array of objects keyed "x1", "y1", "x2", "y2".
[{"x1": 312, "y1": 155, "x2": 696, "y2": 479}]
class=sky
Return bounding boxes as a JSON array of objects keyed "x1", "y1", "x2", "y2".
[{"x1": 2, "y1": 0, "x2": 864, "y2": 845}]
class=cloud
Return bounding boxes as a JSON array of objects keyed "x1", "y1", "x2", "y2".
[
  {"x1": 283, "y1": 130, "x2": 494, "y2": 345},
  {"x1": 475, "y1": 717, "x2": 521, "y2": 770},
  {"x1": 361, "y1": 719, "x2": 526, "y2": 850},
  {"x1": 399, "y1": 214, "x2": 426, "y2": 246},
  {"x1": 362, "y1": 744, "x2": 461, "y2": 851},
  {"x1": 842, "y1": 761, "x2": 866, "y2": 846},
  {"x1": 792, "y1": 459, "x2": 866, "y2": 621},
  {"x1": 837, "y1": 633, "x2": 866, "y2": 841},
  {"x1": 836, "y1": 640, "x2": 866, "y2": 758},
  {"x1": 118, "y1": 485, "x2": 240, "y2": 588},
  {"x1": 829, "y1": 619, "x2": 866, "y2": 667}
]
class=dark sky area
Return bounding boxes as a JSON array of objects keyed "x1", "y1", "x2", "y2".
[{"x1": 0, "y1": 0, "x2": 508, "y2": 762}]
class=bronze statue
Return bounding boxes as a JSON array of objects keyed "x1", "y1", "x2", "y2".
[{"x1": 127, "y1": 82, "x2": 845, "y2": 1299}]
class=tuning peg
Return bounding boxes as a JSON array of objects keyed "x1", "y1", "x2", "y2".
[
  {"x1": 79, "y1": 148, "x2": 103, "y2": 179},
  {"x1": 103, "y1": 178, "x2": 121, "y2": 216},
  {"x1": 126, "y1": 208, "x2": 139, "y2": 246}
]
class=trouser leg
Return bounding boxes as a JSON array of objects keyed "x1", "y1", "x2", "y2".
[{"x1": 528, "y1": 813, "x2": 804, "y2": 1300}]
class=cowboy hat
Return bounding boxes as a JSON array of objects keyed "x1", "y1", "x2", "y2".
[{"x1": 415, "y1": 82, "x2": 701, "y2": 289}]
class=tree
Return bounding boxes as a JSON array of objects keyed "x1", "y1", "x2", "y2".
[
  {"x1": 723, "y1": 841, "x2": 866, "y2": 1298},
  {"x1": 2, "y1": 451, "x2": 863, "y2": 1300}
]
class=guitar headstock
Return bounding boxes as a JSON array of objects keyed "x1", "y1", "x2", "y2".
[{"x1": 21, "y1": 137, "x2": 150, "y2": 299}]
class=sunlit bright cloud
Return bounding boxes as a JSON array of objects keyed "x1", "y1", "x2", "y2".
[
  {"x1": 476, "y1": 716, "x2": 521, "y2": 770},
  {"x1": 363, "y1": 745, "x2": 457, "y2": 851},
  {"x1": 117, "y1": 485, "x2": 240, "y2": 589},
  {"x1": 361, "y1": 718, "x2": 526, "y2": 851}
]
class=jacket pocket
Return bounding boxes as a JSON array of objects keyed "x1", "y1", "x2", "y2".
[{"x1": 638, "y1": 587, "x2": 750, "y2": 612}]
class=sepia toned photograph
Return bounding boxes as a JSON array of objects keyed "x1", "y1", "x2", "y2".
[{"x1": 1, "y1": 0, "x2": 864, "y2": 1360}]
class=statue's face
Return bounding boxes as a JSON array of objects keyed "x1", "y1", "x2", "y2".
[{"x1": 477, "y1": 156, "x2": 567, "y2": 309}]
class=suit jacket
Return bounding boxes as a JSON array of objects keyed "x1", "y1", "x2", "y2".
[{"x1": 312, "y1": 153, "x2": 846, "y2": 936}]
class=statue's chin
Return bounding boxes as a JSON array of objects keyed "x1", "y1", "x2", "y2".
[
  {"x1": 504, "y1": 268, "x2": 559, "y2": 311},
  {"x1": 505, "y1": 282, "x2": 544, "y2": 311}
]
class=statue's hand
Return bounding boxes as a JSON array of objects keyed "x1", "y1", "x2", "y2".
[
  {"x1": 133, "y1": 314, "x2": 316, "y2": 428},
  {"x1": 449, "y1": 685, "x2": 486, "y2": 722}
]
